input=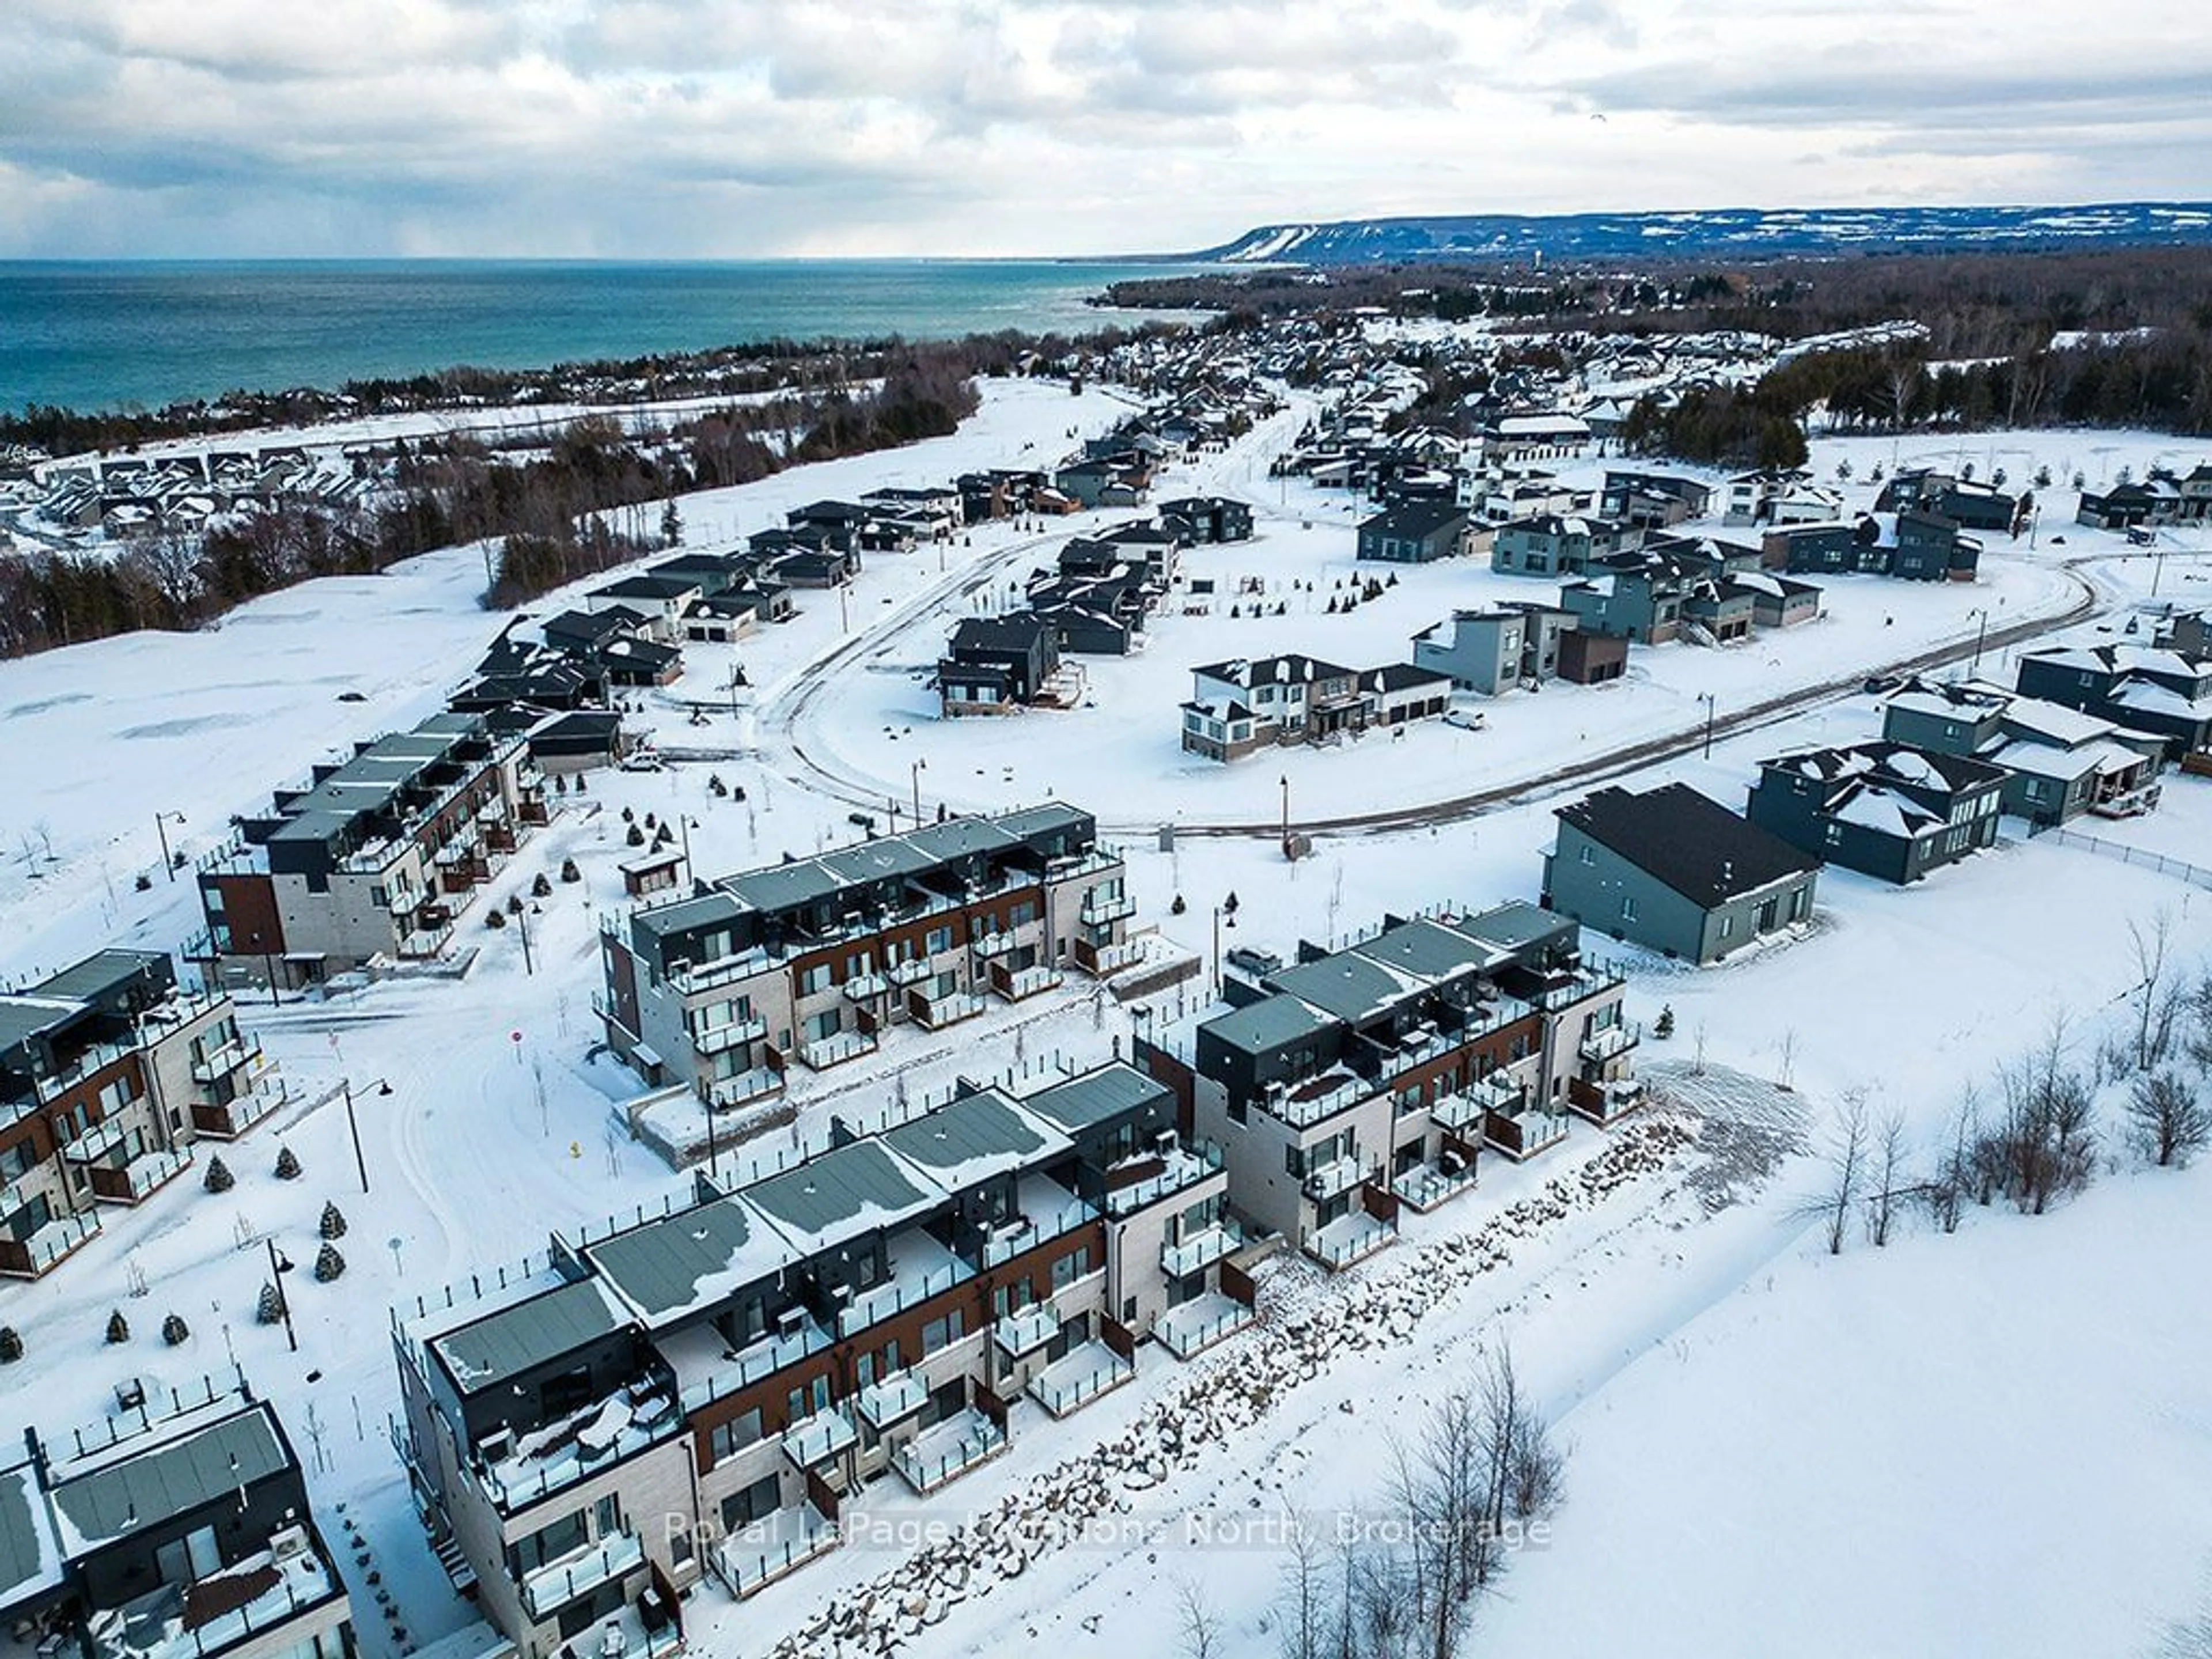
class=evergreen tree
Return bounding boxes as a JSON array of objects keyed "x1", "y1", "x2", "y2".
[
  {"x1": 204, "y1": 1154, "x2": 234, "y2": 1193},
  {"x1": 161, "y1": 1313, "x2": 190, "y2": 1346},
  {"x1": 320, "y1": 1201, "x2": 348, "y2": 1240},
  {"x1": 314, "y1": 1243, "x2": 347, "y2": 1282},
  {"x1": 274, "y1": 1145, "x2": 301, "y2": 1180},
  {"x1": 0, "y1": 1327, "x2": 22, "y2": 1363},
  {"x1": 105, "y1": 1310, "x2": 130, "y2": 1344},
  {"x1": 256, "y1": 1282, "x2": 286, "y2": 1325},
  {"x1": 559, "y1": 857, "x2": 581, "y2": 884}
]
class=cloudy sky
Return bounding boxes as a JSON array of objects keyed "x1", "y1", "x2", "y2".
[{"x1": 0, "y1": 0, "x2": 2202, "y2": 259}]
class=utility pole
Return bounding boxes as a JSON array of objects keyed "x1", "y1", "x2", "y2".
[
  {"x1": 1279, "y1": 774, "x2": 1291, "y2": 861},
  {"x1": 1698, "y1": 692, "x2": 1717, "y2": 759},
  {"x1": 1968, "y1": 608, "x2": 1990, "y2": 676},
  {"x1": 516, "y1": 905, "x2": 535, "y2": 977},
  {"x1": 911, "y1": 757, "x2": 926, "y2": 824},
  {"x1": 342, "y1": 1078, "x2": 368, "y2": 1194}
]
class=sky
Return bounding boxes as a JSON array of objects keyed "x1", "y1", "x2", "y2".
[{"x1": 0, "y1": 0, "x2": 2204, "y2": 260}]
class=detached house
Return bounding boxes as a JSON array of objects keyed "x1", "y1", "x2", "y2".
[
  {"x1": 1544, "y1": 783, "x2": 1819, "y2": 964},
  {"x1": 1881, "y1": 676, "x2": 2165, "y2": 825},
  {"x1": 1413, "y1": 604, "x2": 1580, "y2": 694},
  {"x1": 1180, "y1": 654, "x2": 1449, "y2": 762},
  {"x1": 1355, "y1": 502, "x2": 1471, "y2": 565},
  {"x1": 1490, "y1": 515, "x2": 1633, "y2": 578},
  {"x1": 1157, "y1": 497, "x2": 1255, "y2": 544},
  {"x1": 1745, "y1": 742, "x2": 2006, "y2": 884},
  {"x1": 937, "y1": 616, "x2": 1065, "y2": 717},
  {"x1": 2016, "y1": 642, "x2": 2212, "y2": 761}
]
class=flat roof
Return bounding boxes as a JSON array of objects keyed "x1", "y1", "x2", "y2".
[
  {"x1": 48, "y1": 1403, "x2": 289, "y2": 1554},
  {"x1": 26, "y1": 950, "x2": 166, "y2": 1005},
  {"x1": 1017, "y1": 1063, "x2": 1171, "y2": 1133},
  {"x1": 0, "y1": 1460, "x2": 62, "y2": 1611},
  {"x1": 586, "y1": 1195, "x2": 796, "y2": 1328},
  {"x1": 742, "y1": 1140, "x2": 942, "y2": 1249},
  {"x1": 880, "y1": 1090, "x2": 1071, "y2": 1188},
  {"x1": 1200, "y1": 994, "x2": 1335, "y2": 1056},
  {"x1": 1348, "y1": 918, "x2": 1503, "y2": 983},
  {"x1": 430, "y1": 1278, "x2": 630, "y2": 1396},
  {"x1": 724, "y1": 859, "x2": 847, "y2": 914},
  {"x1": 1267, "y1": 953, "x2": 1421, "y2": 1027}
]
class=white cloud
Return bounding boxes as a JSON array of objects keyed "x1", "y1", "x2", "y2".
[{"x1": 0, "y1": 0, "x2": 2200, "y2": 257}]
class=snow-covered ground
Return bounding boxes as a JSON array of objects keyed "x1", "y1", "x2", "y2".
[{"x1": 5, "y1": 381, "x2": 2212, "y2": 1659}]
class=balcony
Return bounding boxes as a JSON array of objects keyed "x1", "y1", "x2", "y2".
[
  {"x1": 0, "y1": 1210, "x2": 102, "y2": 1279},
  {"x1": 1080, "y1": 891, "x2": 1137, "y2": 927},
  {"x1": 797, "y1": 1028, "x2": 878, "y2": 1072},
  {"x1": 520, "y1": 1531, "x2": 644, "y2": 1623},
  {"x1": 781, "y1": 1407, "x2": 859, "y2": 1469},
  {"x1": 885, "y1": 957, "x2": 932, "y2": 988},
  {"x1": 691, "y1": 1013, "x2": 767, "y2": 1057},
  {"x1": 1391, "y1": 1157, "x2": 1478, "y2": 1213},
  {"x1": 717, "y1": 1502, "x2": 839, "y2": 1599},
  {"x1": 1028, "y1": 1341, "x2": 1135, "y2": 1418},
  {"x1": 1304, "y1": 1208, "x2": 1396, "y2": 1272},
  {"x1": 991, "y1": 1304, "x2": 1062, "y2": 1359},
  {"x1": 1301, "y1": 1153, "x2": 1368, "y2": 1205},
  {"x1": 61, "y1": 1120, "x2": 128, "y2": 1164},
  {"x1": 979, "y1": 1196, "x2": 1099, "y2": 1268},
  {"x1": 1430, "y1": 1073, "x2": 1524, "y2": 1135},
  {"x1": 34, "y1": 1037, "x2": 137, "y2": 1105},
  {"x1": 191, "y1": 1036, "x2": 256, "y2": 1084},
  {"x1": 854, "y1": 1369, "x2": 930, "y2": 1431},
  {"x1": 892, "y1": 1409, "x2": 1008, "y2": 1494},
  {"x1": 835, "y1": 1256, "x2": 975, "y2": 1338},
  {"x1": 1161, "y1": 1219, "x2": 1243, "y2": 1279},
  {"x1": 1485, "y1": 1103, "x2": 1570, "y2": 1161},
  {"x1": 991, "y1": 963, "x2": 1063, "y2": 1002},
  {"x1": 912, "y1": 988, "x2": 987, "y2": 1031},
  {"x1": 668, "y1": 951, "x2": 772, "y2": 999},
  {"x1": 972, "y1": 929, "x2": 1020, "y2": 961},
  {"x1": 1076, "y1": 937, "x2": 1146, "y2": 978},
  {"x1": 842, "y1": 972, "x2": 889, "y2": 1002},
  {"x1": 1105, "y1": 1143, "x2": 1223, "y2": 1216},
  {"x1": 192, "y1": 1084, "x2": 280, "y2": 1139},
  {"x1": 705, "y1": 1068, "x2": 785, "y2": 1110},
  {"x1": 1156, "y1": 1291, "x2": 1256, "y2": 1361},
  {"x1": 90, "y1": 1146, "x2": 194, "y2": 1206},
  {"x1": 1579, "y1": 1021, "x2": 1639, "y2": 1066}
]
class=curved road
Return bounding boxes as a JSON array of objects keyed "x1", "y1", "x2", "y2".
[{"x1": 754, "y1": 400, "x2": 2135, "y2": 844}]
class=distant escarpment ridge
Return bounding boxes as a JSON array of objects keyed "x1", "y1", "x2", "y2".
[{"x1": 1180, "y1": 203, "x2": 2212, "y2": 265}]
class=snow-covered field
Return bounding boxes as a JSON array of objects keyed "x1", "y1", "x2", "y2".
[{"x1": 5, "y1": 382, "x2": 2212, "y2": 1659}]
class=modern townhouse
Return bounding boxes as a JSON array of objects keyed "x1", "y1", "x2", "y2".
[
  {"x1": 596, "y1": 804, "x2": 1138, "y2": 1109},
  {"x1": 1134, "y1": 902, "x2": 1638, "y2": 1271},
  {"x1": 193, "y1": 713, "x2": 547, "y2": 984},
  {"x1": 1745, "y1": 741, "x2": 2008, "y2": 885},
  {"x1": 1880, "y1": 676, "x2": 2166, "y2": 826},
  {"x1": 392, "y1": 1059, "x2": 1240, "y2": 1655},
  {"x1": 1599, "y1": 470, "x2": 1714, "y2": 530},
  {"x1": 2, "y1": 949, "x2": 274, "y2": 1279},
  {"x1": 1760, "y1": 512, "x2": 1981, "y2": 582},
  {"x1": 1355, "y1": 502, "x2": 1472, "y2": 565},
  {"x1": 0, "y1": 1379, "x2": 357, "y2": 1659},
  {"x1": 1413, "y1": 603, "x2": 1582, "y2": 695}
]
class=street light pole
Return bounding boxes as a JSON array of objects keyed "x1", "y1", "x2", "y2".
[
  {"x1": 265, "y1": 1235, "x2": 297, "y2": 1353},
  {"x1": 1698, "y1": 693, "x2": 1717, "y2": 759},
  {"x1": 1968, "y1": 607, "x2": 1990, "y2": 676},
  {"x1": 153, "y1": 811, "x2": 184, "y2": 882},
  {"x1": 911, "y1": 757, "x2": 927, "y2": 824},
  {"x1": 1279, "y1": 774, "x2": 1291, "y2": 860}
]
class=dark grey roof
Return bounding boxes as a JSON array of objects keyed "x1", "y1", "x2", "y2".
[
  {"x1": 742, "y1": 1140, "x2": 941, "y2": 1247},
  {"x1": 1452, "y1": 900, "x2": 1570, "y2": 955},
  {"x1": 0, "y1": 998, "x2": 81, "y2": 1056},
  {"x1": 949, "y1": 615, "x2": 1054, "y2": 654},
  {"x1": 27, "y1": 950, "x2": 165, "y2": 1005},
  {"x1": 430, "y1": 1279, "x2": 627, "y2": 1396},
  {"x1": 1199, "y1": 994, "x2": 1335, "y2": 1057},
  {"x1": 586, "y1": 1196, "x2": 794, "y2": 1325},
  {"x1": 1560, "y1": 784, "x2": 1819, "y2": 905},
  {"x1": 48, "y1": 1404, "x2": 289, "y2": 1547},
  {"x1": 632, "y1": 889, "x2": 748, "y2": 940},
  {"x1": 1361, "y1": 501, "x2": 1469, "y2": 540},
  {"x1": 880, "y1": 1090, "x2": 1065, "y2": 1183},
  {"x1": 1349, "y1": 919, "x2": 1503, "y2": 983},
  {"x1": 991, "y1": 801, "x2": 1093, "y2": 842},
  {"x1": 0, "y1": 1460, "x2": 61, "y2": 1608},
  {"x1": 725, "y1": 859, "x2": 846, "y2": 914},
  {"x1": 1018, "y1": 1063, "x2": 1171, "y2": 1132},
  {"x1": 903, "y1": 817, "x2": 1021, "y2": 863},
  {"x1": 1268, "y1": 953, "x2": 1418, "y2": 1025}
]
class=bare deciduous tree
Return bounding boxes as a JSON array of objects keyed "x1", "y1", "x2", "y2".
[
  {"x1": 1820, "y1": 1090, "x2": 1868, "y2": 1254},
  {"x1": 1175, "y1": 1578, "x2": 1224, "y2": 1659},
  {"x1": 2129, "y1": 1070, "x2": 2211, "y2": 1169},
  {"x1": 1868, "y1": 1108, "x2": 1909, "y2": 1247}
]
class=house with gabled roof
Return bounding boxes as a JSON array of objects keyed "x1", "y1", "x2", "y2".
[
  {"x1": 1880, "y1": 676, "x2": 2165, "y2": 825},
  {"x1": 1746, "y1": 741, "x2": 2006, "y2": 884},
  {"x1": 1543, "y1": 783, "x2": 1819, "y2": 964}
]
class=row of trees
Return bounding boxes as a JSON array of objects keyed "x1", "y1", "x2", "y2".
[
  {"x1": 1819, "y1": 916, "x2": 2212, "y2": 1254},
  {"x1": 0, "y1": 346, "x2": 1002, "y2": 654}
]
